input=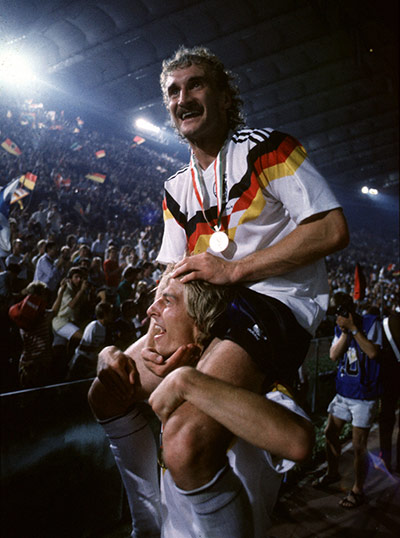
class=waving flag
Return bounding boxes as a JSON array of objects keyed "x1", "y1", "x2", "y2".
[
  {"x1": 353, "y1": 263, "x2": 366, "y2": 301},
  {"x1": 20, "y1": 172, "x2": 37, "y2": 190},
  {"x1": 95, "y1": 149, "x2": 106, "y2": 159},
  {"x1": 1, "y1": 138, "x2": 22, "y2": 156},
  {"x1": 85, "y1": 173, "x2": 106, "y2": 184},
  {"x1": 0, "y1": 178, "x2": 20, "y2": 254},
  {"x1": 11, "y1": 187, "x2": 29, "y2": 205},
  {"x1": 54, "y1": 174, "x2": 71, "y2": 189},
  {"x1": 132, "y1": 135, "x2": 145, "y2": 147},
  {"x1": 71, "y1": 142, "x2": 83, "y2": 152}
]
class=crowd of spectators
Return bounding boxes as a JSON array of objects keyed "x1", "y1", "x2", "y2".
[
  {"x1": 1, "y1": 98, "x2": 399, "y2": 393},
  {"x1": 326, "y1": 232, "x2": 399, "y2": 314},
  {"x1": 0, "y1": 98, "x2": 179, "y2": 391}
]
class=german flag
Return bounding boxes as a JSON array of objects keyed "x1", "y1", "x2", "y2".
[
  {"x1": 1, "y1": 138, "x2": 22, "y2": 156},
  {"x1": 85, "y1": 173, "x2": 106, "y2": 184},
  {"x1": 132, "y1": 135, "x2": 145, "y2": 146},
  {"x1": 21, "y1": 172, "x2": 38, "y2": 190}
]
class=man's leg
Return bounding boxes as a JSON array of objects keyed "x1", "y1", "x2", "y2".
[
  {"x1": 100, "y1": 407, "x2": 162, "y2": 538},
  {"x1": 324, "y1": 414, "x2": 346, "y2": 477},
  {"x1": 161, "y1": 339, "x2": 265, "y2": 537},
  {"x1": 351, "y1": 426, "x2": 370, "y2": 494},
  {"x1": 90, "y1": 333, "x2": 164, "y2": 537}
]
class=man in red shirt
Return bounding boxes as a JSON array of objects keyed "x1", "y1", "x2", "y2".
[{"x1": 103, "y1": 246, "x2": 124, "y2": 290}]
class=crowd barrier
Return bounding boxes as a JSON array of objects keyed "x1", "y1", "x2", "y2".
[
  {"x1": 303, "y1": 336, "x2": 336, "y2": 413},
  {"x1": 1, "y1": 379, "x2": 129, "y2": 538}
]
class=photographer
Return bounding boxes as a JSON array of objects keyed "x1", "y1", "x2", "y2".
[
  {"x1": 313, "y1": 292, "x2": 383, "y2": 509},
  {"x1": 52, "y1": 267, "x2": 90, "y2": 356}
]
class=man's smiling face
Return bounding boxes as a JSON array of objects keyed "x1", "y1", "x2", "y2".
[
  {"x1": 147, "y1": 277, "x2": 199, "y2": 358},
  {"x1": 166, "y1": 63, "x2": 230, "y2": 144}
]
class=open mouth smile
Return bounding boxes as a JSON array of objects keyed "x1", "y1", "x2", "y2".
[
  {"x1": 153, "y1": 323, "x2": 166, "y2": 338},
  {"x1": 179, "y1": 110, "x2": 201, "y2": 121}
]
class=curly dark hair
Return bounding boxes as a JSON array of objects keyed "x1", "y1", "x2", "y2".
[{"x1": 160, "y1": 45, "x2": 245, "y2": 132}]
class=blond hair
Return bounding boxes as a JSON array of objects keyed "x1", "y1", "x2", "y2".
[{"x1": 158, "y1": 265, "x2": 232, "y2": 346}]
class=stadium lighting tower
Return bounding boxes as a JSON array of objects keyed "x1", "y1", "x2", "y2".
[
  {"x1": 361, "y1": 186, "x2": 379, "y2": 196},
  {"x1": 135, "y1": 118, "x2": 160, "y2": 134}
]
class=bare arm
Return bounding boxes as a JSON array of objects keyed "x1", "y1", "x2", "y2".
[
  {"x1": 67, "y1": 280, "x2": 88, "y2": 309},
  {"x1": 329, "y1": 330, "x2": 349, "y2": 362},
  {"x1": 90, "y1": 317, "x2": 200, "y2": 419},
  {"x1": 50, "y1": 281, "x2": 67, "y2": 316},
  {"x1": 89, "y1": 334, "x2": 158, "y2": 421},
  {"x1": 149, "y1": 366, "x2": 314, "y2": 462},
  {"x1": 172, "y1": 208, "x2": 349, "y2": 284},
  {"x1": 331, "y1": 313, "x2": 381, "y2": 360}
]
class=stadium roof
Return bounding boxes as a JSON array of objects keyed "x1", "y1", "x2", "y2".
[{"x1": 1, "y1": 0, "x2": 398, "y2": 198}]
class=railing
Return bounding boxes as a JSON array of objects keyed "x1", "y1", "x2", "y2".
[{"x1": 302, "y1": 336, "x2": 336, "y2": 414}]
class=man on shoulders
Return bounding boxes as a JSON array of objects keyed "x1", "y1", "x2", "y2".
[{"x1": 97, "y1": 46, "x2": 349, "y2": 536}]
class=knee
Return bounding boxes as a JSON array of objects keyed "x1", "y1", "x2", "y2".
[
  {"x1": 324, "y1": 423, "x2": 339, "y2": 444},
  {"x1": 163, "y1": 419, "x2": 207, "y2": 473},
  {"x1": 352, "y1": 437, "x2": 368, "y2": 455},
  {"x1": 162, "y1": 416, "x2": 228, "y2": 488}
]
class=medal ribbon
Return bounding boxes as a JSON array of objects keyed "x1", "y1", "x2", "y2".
[{"x1": 190, "y1": 145, "x2": 226, "y2": 233}]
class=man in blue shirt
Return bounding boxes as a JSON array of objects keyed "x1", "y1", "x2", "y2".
[
  {"x1": 34, "y1": 241, "x2": 63, "y2": 296},
  {"x1": 314, "y1": 292, "x2": 383, "y2": 509}
]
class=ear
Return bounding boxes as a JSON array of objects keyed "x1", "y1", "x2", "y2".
[{"x1": 221, "y1": 90, "x2": 231, "y2": 110}]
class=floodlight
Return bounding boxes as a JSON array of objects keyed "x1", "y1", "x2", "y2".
[
  {"x1": 135, "y1": 118, "x2": 160, "y2": 134},
  {"x1": 0, "y1": 50, "x2": 37, "y2": 87},
  {"x1": 369, "y1": 188, "x2": 378, "y2": 196},
  {"x1": 361, "y1": 186, "x2": 369, "y2": 194}
]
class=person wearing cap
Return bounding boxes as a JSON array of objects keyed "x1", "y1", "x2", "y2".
[
  {"x1": 31, "y1": 239, "x2": 47, "y2": 267},
  {"x1": 313, "y1": 292, "x2": 383, "y2": 508},
  {"x1": 11, "y1": 280, "x2": 66, "y2": 388}
]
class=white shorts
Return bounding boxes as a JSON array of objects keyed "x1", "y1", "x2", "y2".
[
  {"x1": 327, "y1": 394, "x2": 378, "y2": 429},
  {"x1": 55, "y1": 322, "x2": 80, "y2": 340}
]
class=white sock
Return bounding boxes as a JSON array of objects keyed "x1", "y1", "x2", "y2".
[
  {"x1": 101, "y1": 408, "x2": 162, "y2": 538},
  {"x1": 175, "y1": 464, "x2": 253, "y2": 538}
]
